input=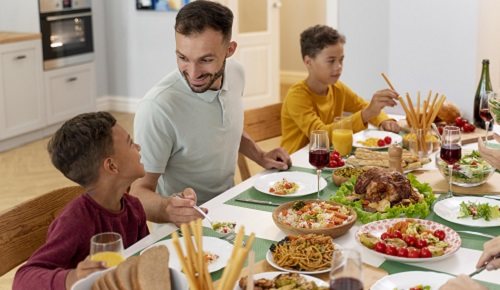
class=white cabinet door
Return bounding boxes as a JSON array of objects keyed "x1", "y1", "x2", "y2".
[
  {"x1": 44, "y1": 62, "x2": 96, "y2": 125},
  {"x1": 0, "y1": 40, "x2": 45, "y2": 139}
]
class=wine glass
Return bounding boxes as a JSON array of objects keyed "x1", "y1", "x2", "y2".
[
  {"x1": 479, "y1": 91, "x2": 493, "y2": 144},
  {"x1": 90, "y1": 232, "x2": 125, "y2": 267},
  {"x1": 488, "y1": 91, "x2": 499, "y2": 126},
  {"x1": 440, "y1": 126, "x2": 462, "y2": 199},
  {"x1": 330, "y1": 249, "x2": 363, "y2": 290},
  {"x1": 309, "y1": 130, "x2": 329, "y2": 199}
]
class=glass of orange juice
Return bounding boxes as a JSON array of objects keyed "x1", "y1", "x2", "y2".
[
  {"x1": 331, "y1": 116, "x2": 353, "y2": 156},
  {"x1": 90, "y1": 232, "x2": 124, "y2": 267}
]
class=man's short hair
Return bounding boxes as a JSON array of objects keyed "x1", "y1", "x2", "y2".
[
  {"x1": 175, "y1": 0, "x2": 234, "y2": 42},
  {"x1": 47, "y1": 111, "x2": 116, "y2": 187},
  {"x1": 300, "y1": 25, "x2": 346, "y2": 59}
]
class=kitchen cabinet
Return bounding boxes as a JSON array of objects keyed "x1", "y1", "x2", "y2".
[
  {"x1": 0, "y1": 38, "x2": 45, "y2": 140},
  {"x1": 44, "y1": 62, "x2": 96, "y2": 125}
]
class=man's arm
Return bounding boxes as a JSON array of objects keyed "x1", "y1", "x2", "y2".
[
  {"x1": 130, "y1": 172, "x2": 202, "y2": 225},
  {"x1": 238, "y1": 131, "x2": 291, "y2": 170}
]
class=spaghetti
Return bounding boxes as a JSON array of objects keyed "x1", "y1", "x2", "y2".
[{"x1": 270, "y1": 234, "x2": 336, "y2": 272}]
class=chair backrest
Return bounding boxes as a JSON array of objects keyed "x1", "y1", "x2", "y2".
[
  {"x1": 238, "y1": 103, "x2": 282, "y2": 181},
  {"x1": 0, "y1": 185, "x2": 85, "y2": 275}
]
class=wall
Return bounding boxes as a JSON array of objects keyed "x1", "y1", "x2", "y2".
[
  {"x1": 0, "y1": 1, "x2": 39, "y2": 32},
  {"x1": 280, "y1": 0, "x2": 326, "y2": 78},
  {"x1": 478, "y1": 0, "x2": 500, "y2": 91},
  {"x1": 102, "y1": 0, "x2": 178, "y2": 100}
]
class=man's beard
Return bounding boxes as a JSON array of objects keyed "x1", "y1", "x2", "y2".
[{"x1": 183, "y1": 60, "x2": 226, "y2": 93}]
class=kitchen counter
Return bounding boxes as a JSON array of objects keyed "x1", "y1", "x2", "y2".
[{"x1": 0, "y1": 31, "x2": 40, "y2": 44}]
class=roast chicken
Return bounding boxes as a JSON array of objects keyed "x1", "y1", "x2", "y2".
[{"x1": 352, "y1": 167, "x2": 423, "y2": 212}]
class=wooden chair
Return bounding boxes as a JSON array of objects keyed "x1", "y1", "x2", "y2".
[
  {"x1": 0, "y1": 185, "x2": 85, "y2": 276},
  {"x1": 238, "y1": 103, "x2": 282, "y2": 181}
]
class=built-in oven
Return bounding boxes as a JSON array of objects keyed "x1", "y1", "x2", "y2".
[{"x1": 39, "y1": 0, "x2": 94, "y2": 70}]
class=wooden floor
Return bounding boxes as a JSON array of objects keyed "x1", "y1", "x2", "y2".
[{"x1": 0, "y1": 111, "x2": 279, "y2": 289}]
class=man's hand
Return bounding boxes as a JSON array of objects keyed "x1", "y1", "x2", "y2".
[
  {"x1": 65, "y1": 257, "x2": 106, "y2": 289},
  {"x1": 261, "y1": 148, "x2": 292, "y2": 170},
  {"x1": 478, "y1": 135, "x2": 500, "y2": 170},
  {"x1": 163, "y1": 188, "x2": 206, "y2": 226},
  {"x1": 362, "y1": 89, "x2": 399, "y2": 122},
  {"x1": 477, "y1": 236, "x2": 500, "y2": 271},
  {"x1": 380, "y1": 120, "x2": 401, "y2": 133}
]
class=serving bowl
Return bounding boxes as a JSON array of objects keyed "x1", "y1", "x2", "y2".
[
  {"x1": 272, "y1": 200, "x2": 357, "y2": 238},
  {"x1": 435, "y1": 150, "x2": 495, "y2": 187}
]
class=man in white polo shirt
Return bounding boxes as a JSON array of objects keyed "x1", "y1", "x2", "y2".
[{"x1": 131, "y1": 0, "x2": 291, "y2": 225}]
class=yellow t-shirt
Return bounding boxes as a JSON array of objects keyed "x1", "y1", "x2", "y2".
[{"x1": 281, "y1": 80, "x2": 391, "y2": 154}]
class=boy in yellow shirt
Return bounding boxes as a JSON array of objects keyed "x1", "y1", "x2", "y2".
[{"x1": 281, "y1": 25, "x2": 400, "y2": 154}]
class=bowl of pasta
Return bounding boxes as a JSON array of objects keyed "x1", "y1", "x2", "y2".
[{"x1": 272, "y1": 200, "x2": 357, "y2": 238}]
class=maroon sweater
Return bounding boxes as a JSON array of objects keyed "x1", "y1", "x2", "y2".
[{"x1": 13, "y1": 193, "x2": 149, "y2": 290}]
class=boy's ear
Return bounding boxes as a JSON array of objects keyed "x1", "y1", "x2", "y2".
[
  {"x1": 104, "y1": 158, "x2": 119, "y2": 174},
  {"x1": 303, "y1": 55, "x2": 312, "y2": 67}
]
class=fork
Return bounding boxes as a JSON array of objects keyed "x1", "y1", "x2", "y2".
[
  {"x1": 469, "y1": 254, "x2": 500, "y2": 277},
  {"x1": 456, "y1": 230, "x2": 496, "y2": 239},
  {"x1": 189, "y1": 205, "x2": 240, "y2": 244},
  {"x1": 191, "y1": 205, "x2": 214, "y2": 226}
]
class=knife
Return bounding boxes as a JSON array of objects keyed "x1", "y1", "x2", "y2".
[{"x1": 235, "y1": 198, "x2": 281, "y2": 206}]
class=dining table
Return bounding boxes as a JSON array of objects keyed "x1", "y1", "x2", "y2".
[{"x1": 123, "y1": 137, "x2": 500, "y2": 290}]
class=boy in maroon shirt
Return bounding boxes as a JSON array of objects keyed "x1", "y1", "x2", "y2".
[{"x1": 13, "y1": 112, "x2": 149, "y2": 290}]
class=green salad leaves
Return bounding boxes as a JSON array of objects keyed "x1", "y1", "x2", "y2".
[
  {"x1": 330, "y1": 174, "x2": 435, "y2": 224},
  {"x1": 458, "y1": 201, "x2": 500, "y2": 221}
]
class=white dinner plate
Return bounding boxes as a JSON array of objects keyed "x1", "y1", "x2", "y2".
[
  {"x1": 353, "y1": 130, "x2": 402, "y2": 149},
  {"x1": 433, "y1": 196, "x2": 500, "y2": 227},
  {"x1": 71, "y1": 267, "x2": 188, "y2": 290},
  {"x1": 265, "y1": 243, "x2": 342, "y2": 275},
  {"x1": 356, "y1": 218, "x2": 461, "y2": 263},
  {"x1": 140, "y1": 236, "x2": 233, "y2": 273},
  {"x1": 233, "y1": 271, "x2": 328, "y2": 290},
  {"x1": 370, "y1": 271, "x2": 454, "y2": 290},
  {"x1": 254, "y1": 172, "x2": 327, "y2": 197}
]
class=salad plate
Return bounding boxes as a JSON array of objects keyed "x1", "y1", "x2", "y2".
[
  {"x1": 353, "y1": 130, "x2": 402, "y2": 149},
  {"x1": 233, "y1": 271, "x2": 328, "y2": 290},
  {"x1": 254, "y1": 172, "x2": 327, "y2": 197},
  {"x1": 434, "y1": 196, "x2": 500, "y2": 227},
  {"x1": 140, "y1": 236, "x2": 233, "y2": 273},
  {"x1": 370, "y1": 271, "x2": 454, "y2": 290},
  {"x1": 356, "y1": 218, "x2": 461, "y2": 263}
]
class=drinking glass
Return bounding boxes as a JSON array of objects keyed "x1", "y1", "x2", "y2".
[
  {"x1": 331, "y1": 117, "x2": 353, "y2": 157},
  {"x1": 309, "y1": 130, "x2": 329, "y2": 199},
  {"x1": 330, "y1": 249, "x2": 363, "y2": 290},
  {"x1": 479, "y1": 91, "x2": 493, "y2": 144},
  {"x1": 90, "y1": 232, "x2": 125, "y2": 267},
  {"x1": 440, "y1": 126, "x2": 462, "y2": 199},
  {"x1": 488, "y1": 91, "x2": 499, "y2": 126}
]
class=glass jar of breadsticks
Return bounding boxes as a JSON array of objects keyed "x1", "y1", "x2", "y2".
[{"x1": 400, "y1": 91, "x2": 444, "y2": 158}]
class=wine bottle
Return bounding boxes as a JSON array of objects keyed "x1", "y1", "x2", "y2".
[{"x1": 473, "y1": 59, "x2": 493, "y2": 129}]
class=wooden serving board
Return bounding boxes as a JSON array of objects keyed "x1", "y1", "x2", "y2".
[
  {"x1": 413, "y1": 169, "x2": 500, "y2": 195},
  {"x1": 235, "y1": 260, "x2": 387, "y2": 290},
  {"x1": 461, "y1": 128, "x2": 493, "y2": 145}
]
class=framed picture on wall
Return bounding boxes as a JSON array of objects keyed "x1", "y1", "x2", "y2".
[{"x1": 137, "y1": 0, "x2": 191, "y2": 11}]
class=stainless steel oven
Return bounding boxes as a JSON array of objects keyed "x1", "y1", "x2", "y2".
[{"x1": 39, "y1": 0, "x2": 94, "y2": 70}]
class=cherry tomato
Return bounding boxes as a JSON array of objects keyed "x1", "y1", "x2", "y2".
[
  {"x1": 338, "y1": 159, "x2": 345, "y2": 166},
  {"x1": 392, "y1": 230, "x2": 403, "y2": 239},
  {"x1": 408, "y1": 247, "x2": 421, "y2": 258},
  {"x1": 332, "y1": 151, "x2": 341, "y2": 159},
  {"x1": 415, "y1": 239, "x2": 428, "y2": 249},
  {"x1": 329, "y1": 160, "x2": 338, "y2": 167},
  {"x1": 463, "y1": 122, "x2": 475, "y2": 133},
  {"x1": 397, "y1": 247, "x2": 409, "y2": 257},
  {"x1": 384, "y1": 136, "x2": 392, "y2": 144},
  {"x1": 455, "y1": 117, "x2": 465, "y2": 127},
  {"x1": 381, "y1": 232, "x2": 390, "y2": 240},
  {"x1": 374, "y1": 242, "x2": 387, "y2": 253},
  {"x1": 404, "y1": 235, "x2": 417, "y2": 247},
  {"x1": 385, "y1": 245, "x2": 397, "y2": 256},
  {"x1": 377, "y1": 139, "x2": 386, "y2": 147},
  {"x1": 438, "y1": 126, "x2": 444, "y2": 135},
  {"x1": 434, "y1": 230, "x2": 446, "y2": 241},
  {"x1": 420, "y1": 247, "x2": 432, "y2": 258}
]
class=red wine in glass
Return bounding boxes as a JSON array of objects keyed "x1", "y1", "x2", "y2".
[
  {"x1": 309, "y1": 149, "x2": 329, "y2": 169},
  {"x1": 440, "y1": 144, "x2": 462, "y2": 165},
  {"x1": 330, "y1": 277, "x2": 364, "y2": 290},
  {"x1": 479, "y1": 108, "x2": 493, "y2": 122}
]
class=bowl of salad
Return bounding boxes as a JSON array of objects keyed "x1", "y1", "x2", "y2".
[
  {"x1": 436, "y1": 150, "x2": 495, "y2": 187},
  {"x1": 272, "y1": 200, "x2": 357, "y2": 238}
]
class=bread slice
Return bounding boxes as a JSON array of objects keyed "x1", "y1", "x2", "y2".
[
  {"x1": 115, "y1": 255, "x2": 139, "y2": 290},
  {"x1": 103, "y1": 270, "x2": 120, "y2": 290},
  {"x1": 136, "y1": 245, "x2": 171, "y2": 290}
]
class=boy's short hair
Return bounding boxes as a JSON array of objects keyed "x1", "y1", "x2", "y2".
[
  {"x1": 175, "y1": 0, "x2": 233, "y2": 42},
  {"x1": 47, "y1": 112, "x2": 117, "y2": 187},
  {"x1": 300, "y1": 25, "x2": 346, "y2": 59}
]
